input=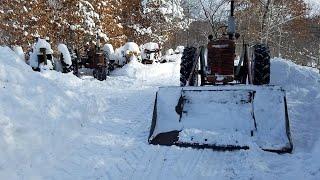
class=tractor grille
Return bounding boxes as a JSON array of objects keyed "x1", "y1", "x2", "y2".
[{"x1": 207, "y1": 39, "x2": 235, "y2": 78}]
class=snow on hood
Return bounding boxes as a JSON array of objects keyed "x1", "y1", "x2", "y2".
[
  {"x1": 143, "y1": 42, "x2": 159, "y2": 51},
  {"x1": 103, "y1": 44, "x2": 117, "y2": 60},
  {"x1": 103, "y1": 44, "x2": 114, "y2": 55},
  {"x1": 34, "y1": 39, "x2": 53, "y2": 54},
  {"x1": 123, "y1": 42, "x2": 140, "y2": 54},
  {"x1": 57, "y1": 44, "x2": 72, "y2": 65}
]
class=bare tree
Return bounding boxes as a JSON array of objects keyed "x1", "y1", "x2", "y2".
[{"x1": 198, "y1": 0, "x2": 229, "y2": 37}]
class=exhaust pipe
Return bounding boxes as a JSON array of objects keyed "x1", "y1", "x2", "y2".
[{"x1": 228, "y1": 0, "x2": 236, "y2": 39}]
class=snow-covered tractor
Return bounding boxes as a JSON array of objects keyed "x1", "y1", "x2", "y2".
[
  {"x1": 122, "y1": 42, "x2": 141, "y2": 64},
  {"x1": 29, "y1": 38, "x2": 54, "y2": 71},
  {"x1": 57, "y1": 44, "x2": 72, "y2": 73},
  {"x1": 112, "y1": 42, "x2": 141, "y2": 67},
  {"x1": 73, "y1": 38, "x2": 109, "y2": 81},
  {"x1": 141, "y1": 42, "x2": 161, "y2": 64},
  {"x1": 148, "y1": 0, "x2": 293, "y2": 153}
]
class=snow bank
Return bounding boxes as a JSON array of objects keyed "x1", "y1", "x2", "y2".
[
  {"x1": 0, "y1": 46, "x2": 86, "y2": 179},
  {"x1": 271, "y1": 58, "x2": 319, "y2": 88},
  {"x1": 271, "y1": 58, "x2": 320, "y2": 154},
  {"x1": 112, "y1": 60, "x2": 144, "y2": 77},
  {"x1": 0, "y1": 46, "x2": 34, "y2": 84},
  {"x1": 12, "y1": 46, "x2": 25, "y2": 62},
  {"x1": 57, "y1": 44, "x2": 72, "y2": 65},
  {"x1": 112, "y1": 57, "x2": 180, "y2": 86}
]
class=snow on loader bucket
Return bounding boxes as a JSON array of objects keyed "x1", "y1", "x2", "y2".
[{"x1": 148, "y1": 86, "x2": 293, "y2": 153}]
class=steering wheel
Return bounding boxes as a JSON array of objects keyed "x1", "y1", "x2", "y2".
[{"x1": 215, "y1": 25, "x2": 228, "y2": 38}]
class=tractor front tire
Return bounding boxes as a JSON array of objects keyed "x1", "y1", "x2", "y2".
[
  {"x1": 180, "y1": 47, "x2": 197, "y2": 86},
  {"x1": 252, "y1": 44, "x2": 271, "y2": 85}
]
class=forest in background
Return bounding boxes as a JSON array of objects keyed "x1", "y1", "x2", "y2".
[{"x1": 0, "y1": 0, "x2": 319, "y2": 68}]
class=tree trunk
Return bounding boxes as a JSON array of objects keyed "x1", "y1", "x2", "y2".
[{"x1": 261, "y1": 0, "x2": 272, "y2": 43}]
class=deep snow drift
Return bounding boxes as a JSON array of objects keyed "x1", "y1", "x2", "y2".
[{"x1": 0, "y1": 46, "x2": 319, "y2": 179}]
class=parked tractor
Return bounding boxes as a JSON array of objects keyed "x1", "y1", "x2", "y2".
[
  {"x1": 29, "y1": 38, "x2": 54, "y2": 71},
  {"x1": 141, "y1": 42, "x2": 161, "y2": 64},
  {"x1": 122, "y1": 42, "x2": 142, "y2": 64},
  {"x1": 72, "y1": 37, "x2": 109, "y2": 81},
  {"x1": 148, "y1": 0, "x2": 293, "y2": 153}
]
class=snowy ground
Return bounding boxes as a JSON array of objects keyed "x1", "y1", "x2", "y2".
[{"x1": 0, "y1": 46, "x2": 319, "y2": 179}]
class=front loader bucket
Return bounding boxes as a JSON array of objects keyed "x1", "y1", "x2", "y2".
[{"x1": 148, "y1": 85, "x2": 293, "y2": 153}]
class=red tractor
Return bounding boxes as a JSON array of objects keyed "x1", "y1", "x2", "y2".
[
  {"x1": 181, "y1": 0, "x2": 270, "y2": 86},
  {"x1": 148, "y1": 0, "x2": 292, "y2": 153}
]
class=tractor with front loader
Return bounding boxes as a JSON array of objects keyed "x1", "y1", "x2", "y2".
[{"x1": 148, "y1": 0, "x2": 293, "y2": 153}]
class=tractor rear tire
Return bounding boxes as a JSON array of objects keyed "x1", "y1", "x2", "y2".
[
  {"x1": 180, "y1": 47, "x2": 197, "y2": 86},
  {"x1": 93, "y1": 67, "x2": 107, "y2": 81},
  {"x1": 252, "y1": 44, "x2": 270, "y2": 85}
]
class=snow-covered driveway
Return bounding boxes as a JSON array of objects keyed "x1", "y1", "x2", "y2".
[{"x1": 0, "y1": 47, "x2": 319, "y2": 179}]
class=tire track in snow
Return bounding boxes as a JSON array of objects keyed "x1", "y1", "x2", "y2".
[
  {"x1": 184, "y1": 150, "x2": 204, "y2": 178},
  {"x1": 97, "y1": 88, "x2": 156, "y2": 179},
  {"x1": 58, "y1": 66, "x2": 254, "y2": 180}
]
